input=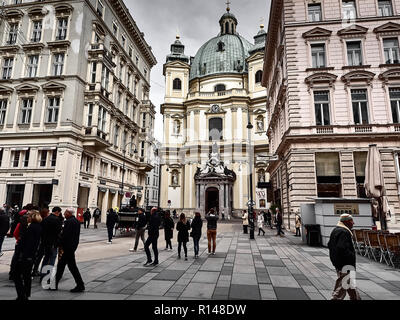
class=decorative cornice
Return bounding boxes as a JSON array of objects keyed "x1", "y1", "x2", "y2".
[
  {"x1": 341, "y1": 70, "x2": 375, "y2": 87},
  {"x1": 302, "y1": 27, "x2": 332, "y2": 40},
  {"x1": 337, "y1": 24, "x2": 368, "y2": 38},
  {"x1": 305, "y1": 72, "x2": 337, "y2": 91},
  {"x1": 373, "y1": 22, "x2": 400, "y2": 35},
  {"x1": 379, "y1": 68, "x2": 400, "y2": 87}
]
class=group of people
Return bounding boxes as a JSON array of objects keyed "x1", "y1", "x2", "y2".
[
  {"x1": 1, "y1": 204, "x2": 85, "y2": 300},
  {"x1": 83, "y1": 208, "x2": 101, "y2": 229},
  {"x1": 119, "y1": 207, "x2": 219, "y2": 266},
  {"x1": 241, "y1": 208, "x2": 302, "y2": 237}
]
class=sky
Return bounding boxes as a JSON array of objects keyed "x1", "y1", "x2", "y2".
[{"x1": 126, "y1": 0, "x2": 271, "y2": 142}]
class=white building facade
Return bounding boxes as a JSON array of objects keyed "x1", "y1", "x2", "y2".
[{"x1": 0, "y1": 0, "x2": 157, "y2": 222}]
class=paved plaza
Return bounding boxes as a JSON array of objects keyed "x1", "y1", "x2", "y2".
[{"x1": 1, "y1": 222, "x2": 400, "y2": 300}]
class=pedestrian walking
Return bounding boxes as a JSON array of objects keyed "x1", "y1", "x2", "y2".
[
  {"x1": 176, "y1": 213, "x2": 191, "y2": 260},
  {"x1": 328, "y1": 214, "x2": 361, "y2": 300},
  {"x1": 172, "y1": 209, "x2": 177, "y2": 219},
  {"x1": 266, "y1": 209, "x2": 273, "y2": 229},
  {"x1": 257, "y1": 212, "x2": 265, "y2": 236},
  {"x1": 242, "y1": 210, "x2": 248, "y2": 234},
  {"x1": 0, "y1": 208, "x2": 10, "y2": 257},
  {"x1": 9, "y1": 205, "x2": 31, "y2": 280},
  {"x1": 190, "y1": 212, "x2": 203, "y2": 259},
  {"x1": 92, "y1": 208, "x2": 101, "y2": 229},
  {"x1": 32, "y1": 206, "x2": 63, "y2": 280},
  {"x1": 13, "y1": 210, "x2": 42, "y2": 301},
  {"x1": 130, "y1": 208, "x2": 147, "y2": 252},
  {"x1": 295, "y1": 214, "x2": 301, "y2": 237},
  {"x1": 53, "y1": 208, "x2": 85, "y2": 293},
  {"x1": 221, "y1": 209, "x2": 225, "y2": 220},
  {"x1": 83, "y1": 208, "x2": 91, "y2": 229},
  {"x1": 205, "y1": 209, "x2": 219, "y2": 255},
  {"x1": 276, "y1": 208, "x2": 284, "y2": 236},
  {"x1": 143, "y1": 207, "x2": 161, "y2": 266},
  {"x1": 106, "y1": 208, "x2": 118, "y2": 244},
  {"x1": 164, "y1": 211, "x2": 174, "y2": 251}
]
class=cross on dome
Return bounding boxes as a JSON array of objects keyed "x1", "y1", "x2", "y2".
[{"x1": 226, "y1": 0, "x2": 231, "y2": 12}]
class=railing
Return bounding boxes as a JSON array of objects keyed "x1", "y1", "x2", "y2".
[
  {"x1": 316, "y1": 127, "x2": 333, "y2": 134},
  {"x1": 395, "y1": 125, "x2": 400, "y2": 132},
  {"x1": 354, "y1": 125, "x2": 372, "y2": 133},
  {"x1": 187, "y1": 88, "x2": 247, "y2": 99},
  {"x1": 289, "y1": 124, "x2": 400, "y2": 136}
]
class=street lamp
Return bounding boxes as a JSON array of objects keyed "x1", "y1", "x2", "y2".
[
  {"x1": 247, "y1": 107, "x2": 255, "y2": 240},
  {"x1": 120, "y1": 141, "x2": 138, "y2": 208}
]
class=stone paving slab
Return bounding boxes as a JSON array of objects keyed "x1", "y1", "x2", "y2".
[{"x1": 229, "y1": 284, "x2": 260, "y2": 300}]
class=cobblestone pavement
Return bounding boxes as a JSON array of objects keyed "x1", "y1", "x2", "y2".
[{"x1": 1, "y1": 222, "x2": 400, "y2": 300}]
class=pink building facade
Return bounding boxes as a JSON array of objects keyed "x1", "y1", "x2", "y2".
[{"x1": 262, "y1": 0, "x2": 400, "y2": 229}]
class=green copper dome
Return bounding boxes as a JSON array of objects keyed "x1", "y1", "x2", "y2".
[{"x1": 189, "y1": 9, "x2": 255, "y2": 80}]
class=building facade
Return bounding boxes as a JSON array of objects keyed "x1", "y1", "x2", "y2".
[
  {"x1": 144, "y1": 139, "x2": 161, "y2": 209},
  {"x1": 0, "y1": 0, "x2": 157, "y2": 222},
  {"x1": 160, "y1": 6, "x2": 269, "y2": 217},
  {"x1": 262, "y1": 0, "x2": 400, "y2": 229}
]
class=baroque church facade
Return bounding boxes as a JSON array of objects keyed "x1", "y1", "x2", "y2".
[{"x1": 160, "y1": 7, "x2": 269, "y2": 217}]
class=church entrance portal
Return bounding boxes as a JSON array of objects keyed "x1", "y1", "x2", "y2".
[{"x1": 205, "y1": 187, "x2": 219, "y2": 214}]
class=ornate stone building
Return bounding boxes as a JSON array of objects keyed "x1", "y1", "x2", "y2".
[
  {"x1": 262, "y1": 0, "x2": 400, "y2": 229},
  {"x1": 0, "y1": 0, "x2": 157, "y2": 222},
  {"x1": 160, "y1": 6, "x2": 269, "y2": 217}
]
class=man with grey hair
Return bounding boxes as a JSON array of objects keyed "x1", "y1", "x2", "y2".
[
  {"x1": 328, "y1": 213, "x2": 360, "y2": 300},
  {"x1": 0, "y1": 208, "x2": 10, "y2": 257},
  {"x1": 52, "y1": 208, "x2": 85, "y2": 292}
]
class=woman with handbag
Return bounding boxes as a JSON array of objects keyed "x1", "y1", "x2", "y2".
[
  {"x1": 176, "y1": 213, "x2": 191, "y2": 260},
  {"x1": 190, "y1": 212, "x2": 203, "y2": 259}
]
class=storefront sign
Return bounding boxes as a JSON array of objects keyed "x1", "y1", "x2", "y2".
[{"x1": 334, "y1": 203, "x2": 360, "y2": 215}]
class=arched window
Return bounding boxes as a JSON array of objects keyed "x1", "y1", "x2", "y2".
[
  {"x1": 214, "y1": 84, "x2": 226, "y2": 92},
  {"x1": 209, "y1": 117, "x2": 223, "y2": 141},
  {"x1": 255, "y1": 70, "x2": 263, "y2": 83},
  {"x1": 173, "y1": 78, "x2": 182, "y2": 90},
  {"x1": 225, "y1": 21, "x2": 230, "y2": 34}
]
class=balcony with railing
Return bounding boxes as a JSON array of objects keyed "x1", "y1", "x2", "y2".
[
  {"x1": 187, "y1": 88, "x2": 248, "y2": 100},
  {"x1": 82, "y1": 127, "x2": 110, "y2": 149},
  {"x1": 288, "y1": 124, "x2": 400, "y2": 136}
]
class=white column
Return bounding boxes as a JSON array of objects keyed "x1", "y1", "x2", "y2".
[
  {"x1": 200, "y1": 110, "x2": 206, "y2": 141},
  {"x1": 101, "y1": 190, "x2": 109, "y2": 223},
  {"x1": 23, "y1": 182, "x2": 34, "y2": 205},
  {"x1": 0, "y1": 182, "x2": 6, "y2": 205},
  {"x1": 237, "y1": 107, "x2": 243, "y2": 140},
  {"x1": 225, "y1": 108, "x2": 232, "y2": 141},
  {"x1": 190, "y1": 111, "x2": 195, "y2": 142}
]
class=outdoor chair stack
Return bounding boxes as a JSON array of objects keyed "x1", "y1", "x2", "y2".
[{"x1": 353, "y1": 228, "x2": 400, "y2": 269}]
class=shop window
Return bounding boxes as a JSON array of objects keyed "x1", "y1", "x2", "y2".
[
  {"x1": 354, "y1": 151, "x2": 367, "y2": 198},
  {"x1": 315, "y1": 152, "x2": 342, "y2": 197}
]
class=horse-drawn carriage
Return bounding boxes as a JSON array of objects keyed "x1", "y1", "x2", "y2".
[{"x1": 115, "y1": 206, "x2": 139, "y2": 235}]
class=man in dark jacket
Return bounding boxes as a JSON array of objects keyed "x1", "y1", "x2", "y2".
[
  {"x1": 130, "y1": 208, "x2": 147, "y2": 252},
  {"x1": 83, "y1": 208, "x2": 91, "y2": 229},
  {"x1": 144, "y1": 207, "x2": 160, "y2": 266},
  {"x1": 328, "y1": 214, "x2": 360, "y2": 300},
  {"x1": 54, "y1": 208, "x2": 85, "y2": 293},
  {"x1": 33, "y1": 206, "x2": 63, "y2": 279},
  {"x1": 205, "y1": 209, "x2": 219, "y2": 255},
  {"x1": 106, "y1": 208, "x2": 118, "y2": 244},
  {"x1": 0, "y1": 208, "x2": 10, "y2": 257},
  {"x1": 275, "y1": 208, "x2": 284, "y2": 236}
]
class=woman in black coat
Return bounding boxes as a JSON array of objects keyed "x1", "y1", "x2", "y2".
[
  {"x1": 14, "y1": 210, "x2": 42, "y2": 301},
  {"x1": 164, "y1": 211, "x2": 174, "y2": 251},
  {"x1": 190, "y1": 212, "x2": 203, "y2": 259},
  {"x1": 176, "y1": 213, "x2": 191, "y2": 260}
]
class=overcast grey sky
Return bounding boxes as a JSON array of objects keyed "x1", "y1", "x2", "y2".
[{"x1": 126, "y1": 0, "x2": 271, "y2": 142}]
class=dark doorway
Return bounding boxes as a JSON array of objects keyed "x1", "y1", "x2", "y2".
[
  {"x1": 6, "y1": 185, "x2": 25, "y2": 209},
  {"x1": 33, "y1": 184, "x2": 53, "y2": 209},
  {"x1": 205, "y1": 187, "x2": 219, "y2": 214}
]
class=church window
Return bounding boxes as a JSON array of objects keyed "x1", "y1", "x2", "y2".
[
  {"x1": 217, "y1": 41, "x2": 225, "y2": 52},
  {"x1": 173, "y1": 78, "x2": 182, "y2": 90},
  {"x1": 225, "y1": 22, "x2": 230, "y2": 34},
  {"x1": 255, "y1": 70, "x2": 263, "y2": 83},
  {"x1": 214, "y1": 84, "x2": 226, "y2": 92},
  {"x1": 209, "y1": 118, "x2": 223, "y2": 141},
  {"x1": 173, "y1": 120, "x2": 181, "y2": 135}
]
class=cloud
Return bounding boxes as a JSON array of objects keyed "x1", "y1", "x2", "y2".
[{"x1": 126, "y1": 0, "x2": 271, "y2": 142}]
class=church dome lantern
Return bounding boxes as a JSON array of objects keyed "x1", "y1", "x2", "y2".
[{"x1": 189, "y1": 5, "x2": 254, "y2": 80}]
